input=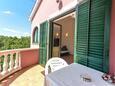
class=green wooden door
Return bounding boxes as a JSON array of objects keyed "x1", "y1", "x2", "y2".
[
  {"x1": 75, "y1": 0, "x2": 111, "y2": 72},
  {"x1": 39, "y1": 21, "x2": 48, "y2": 65}
]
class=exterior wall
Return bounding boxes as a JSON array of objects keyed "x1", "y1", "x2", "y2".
[
  {"x1": 32, "y1": 0, "x2": 75, "y2": 24},
  {"x1": 31, "y1": 44, "x2": 39, "y2": 48},
  {"x1": 30, "y1": 0, "x2": 115, "y2": 74},
  {"x1": 31, "y1": 0, "x2": 75, "y2": 48},
  {"x1": 109, "y1": 0, "x2": 115, "y2": 74}
]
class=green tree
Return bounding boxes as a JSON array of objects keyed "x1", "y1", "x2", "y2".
[{"x1": 0, "y1": 35, "x2": 30, "y2": 50}]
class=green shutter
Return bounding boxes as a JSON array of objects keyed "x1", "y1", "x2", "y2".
[
  {"x1": 48, "y1": 21, "x2": 53, "y2": 59},
  {"x1": 103, "y1": 0, "x2": 111, "y2": 72},
  {"x1": 76, "y1": 0, "x2": 111, "y2": 72},
  {"x1": 34, "y1": 30, "x2": 36, "y2": 43},
  {"x1": 77, "y1": 0, "x2": 90, "y2": 66},
  {"x1": 88, "y1": 0, "x2": 105, "y2": 72},
  {"x1": 39, "y1": 21, "x2": 48, "y2": 65},
  {"x1": 36, "y1": 29, "x2": 38, "y2": 43}
]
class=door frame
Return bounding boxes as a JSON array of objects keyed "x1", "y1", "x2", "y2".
[
  {"x1": 48, "y1": 8, "x2": 76, "y2": 60},
  {"x1": 52, "y1": 22, "x2": 62, "y2": 57}
]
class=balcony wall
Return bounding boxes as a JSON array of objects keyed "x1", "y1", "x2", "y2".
[
  {"x1": 0, "y1": 48, "x2": 39, "y2": 81},
  {"x1": 110, "y1": 0, "x2": 115, "y2": 75},
  {"x1": 20, "y1": 48, "x2": 39, "y2": 68}
]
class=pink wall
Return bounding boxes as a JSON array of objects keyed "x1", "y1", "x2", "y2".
[
  {"x1": 20, "y1": 48, "x2": 39, "y2": 68},
  {"x1": 31, "y1": 0, "x2": 75, "y2": 47},
  {"x1": 31, "y1": 0, "x2": 74, "y2": 30},
  {"x1": 109, "y1": 0, "x2": 115, "y2": 75}
]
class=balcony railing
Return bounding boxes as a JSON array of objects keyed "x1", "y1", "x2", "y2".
[{"x1": 0, "y1": 48, "x2": 39, "y2": 81}]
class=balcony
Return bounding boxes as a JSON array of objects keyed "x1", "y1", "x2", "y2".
[
  {"x1": 0, "y1": 47, "x2": 73, "y2": 86},
  {"x1": 0, "y1": 48, "x2": 45, "y2": 86}
]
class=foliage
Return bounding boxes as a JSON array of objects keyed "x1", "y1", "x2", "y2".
[{"x1": 0, "y1": 35, "x2": 30, "y2": 50}]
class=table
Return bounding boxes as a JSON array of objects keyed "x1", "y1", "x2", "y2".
[{"x1": 45, "y1": 63, "x2": 114, "y2": 86}]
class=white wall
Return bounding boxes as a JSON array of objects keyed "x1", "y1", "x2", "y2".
[{"x1": 57, "y1": 16, "x2": 75, "y2": 55}]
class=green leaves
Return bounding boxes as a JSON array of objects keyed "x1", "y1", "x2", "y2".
[{"x1": 0, "y1": 36, "x2": 30, "y2": 50}]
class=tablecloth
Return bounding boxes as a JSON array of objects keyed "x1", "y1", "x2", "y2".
[{"x1": 45, "y1": 63, "x2": 114, "y2": 86}]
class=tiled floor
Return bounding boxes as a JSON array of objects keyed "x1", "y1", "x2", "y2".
[
  {"x1": 0, "y1": 65, "x2": 45, "y2": 86},
  {"x1": 62, "y1": 54, "x2": 73, "y2": 64}
]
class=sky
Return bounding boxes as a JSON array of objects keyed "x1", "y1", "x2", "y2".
[{"x1": 0, "y1": 0, "x2": 35, "y2": 37}]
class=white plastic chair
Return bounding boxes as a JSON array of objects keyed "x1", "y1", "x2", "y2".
[{"x1": 45, "y1": 57, "x2": 68, "y2": 75}]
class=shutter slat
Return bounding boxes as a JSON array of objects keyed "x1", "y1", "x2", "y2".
[{"x1": 88, "y1": 56, "x2": 103, "y2": 71}]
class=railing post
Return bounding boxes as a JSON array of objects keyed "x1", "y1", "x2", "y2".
[
  {"x1": 14, "y1": 52, "x2": 21, "y2": 69},
  {"x1": 8, "y1": 54, "x2": 14, "y2": 72},
  {"x1": 1, "y1": 54, "x2": 9, "y2": 75},
  {"x1": 18, "y1": 52, "x2": 21, "y2": 68}
]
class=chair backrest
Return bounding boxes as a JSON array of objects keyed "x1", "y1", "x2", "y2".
[{"x1": 45, "y1": 57, "x2": 68, "y2": 75}]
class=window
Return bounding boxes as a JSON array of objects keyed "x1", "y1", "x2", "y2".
[{"x1": 33, "y1": 27, "x2": 39, "y2": 43}]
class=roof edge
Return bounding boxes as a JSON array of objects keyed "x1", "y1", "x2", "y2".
[{"x1": 29, "y1": 0, "x2": 42, "y2": 22}]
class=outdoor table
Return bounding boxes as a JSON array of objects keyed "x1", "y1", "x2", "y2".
[{"x1": 45, "y1": 63, "x2": 114, "y2": 86}]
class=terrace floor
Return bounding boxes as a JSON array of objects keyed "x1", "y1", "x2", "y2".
[
  {"x1": 62, "y1": 54, "x2": 73, "y2": 64},
  {"x1": 0, "y1": 65, "x2": 45, "y2": 86}
]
